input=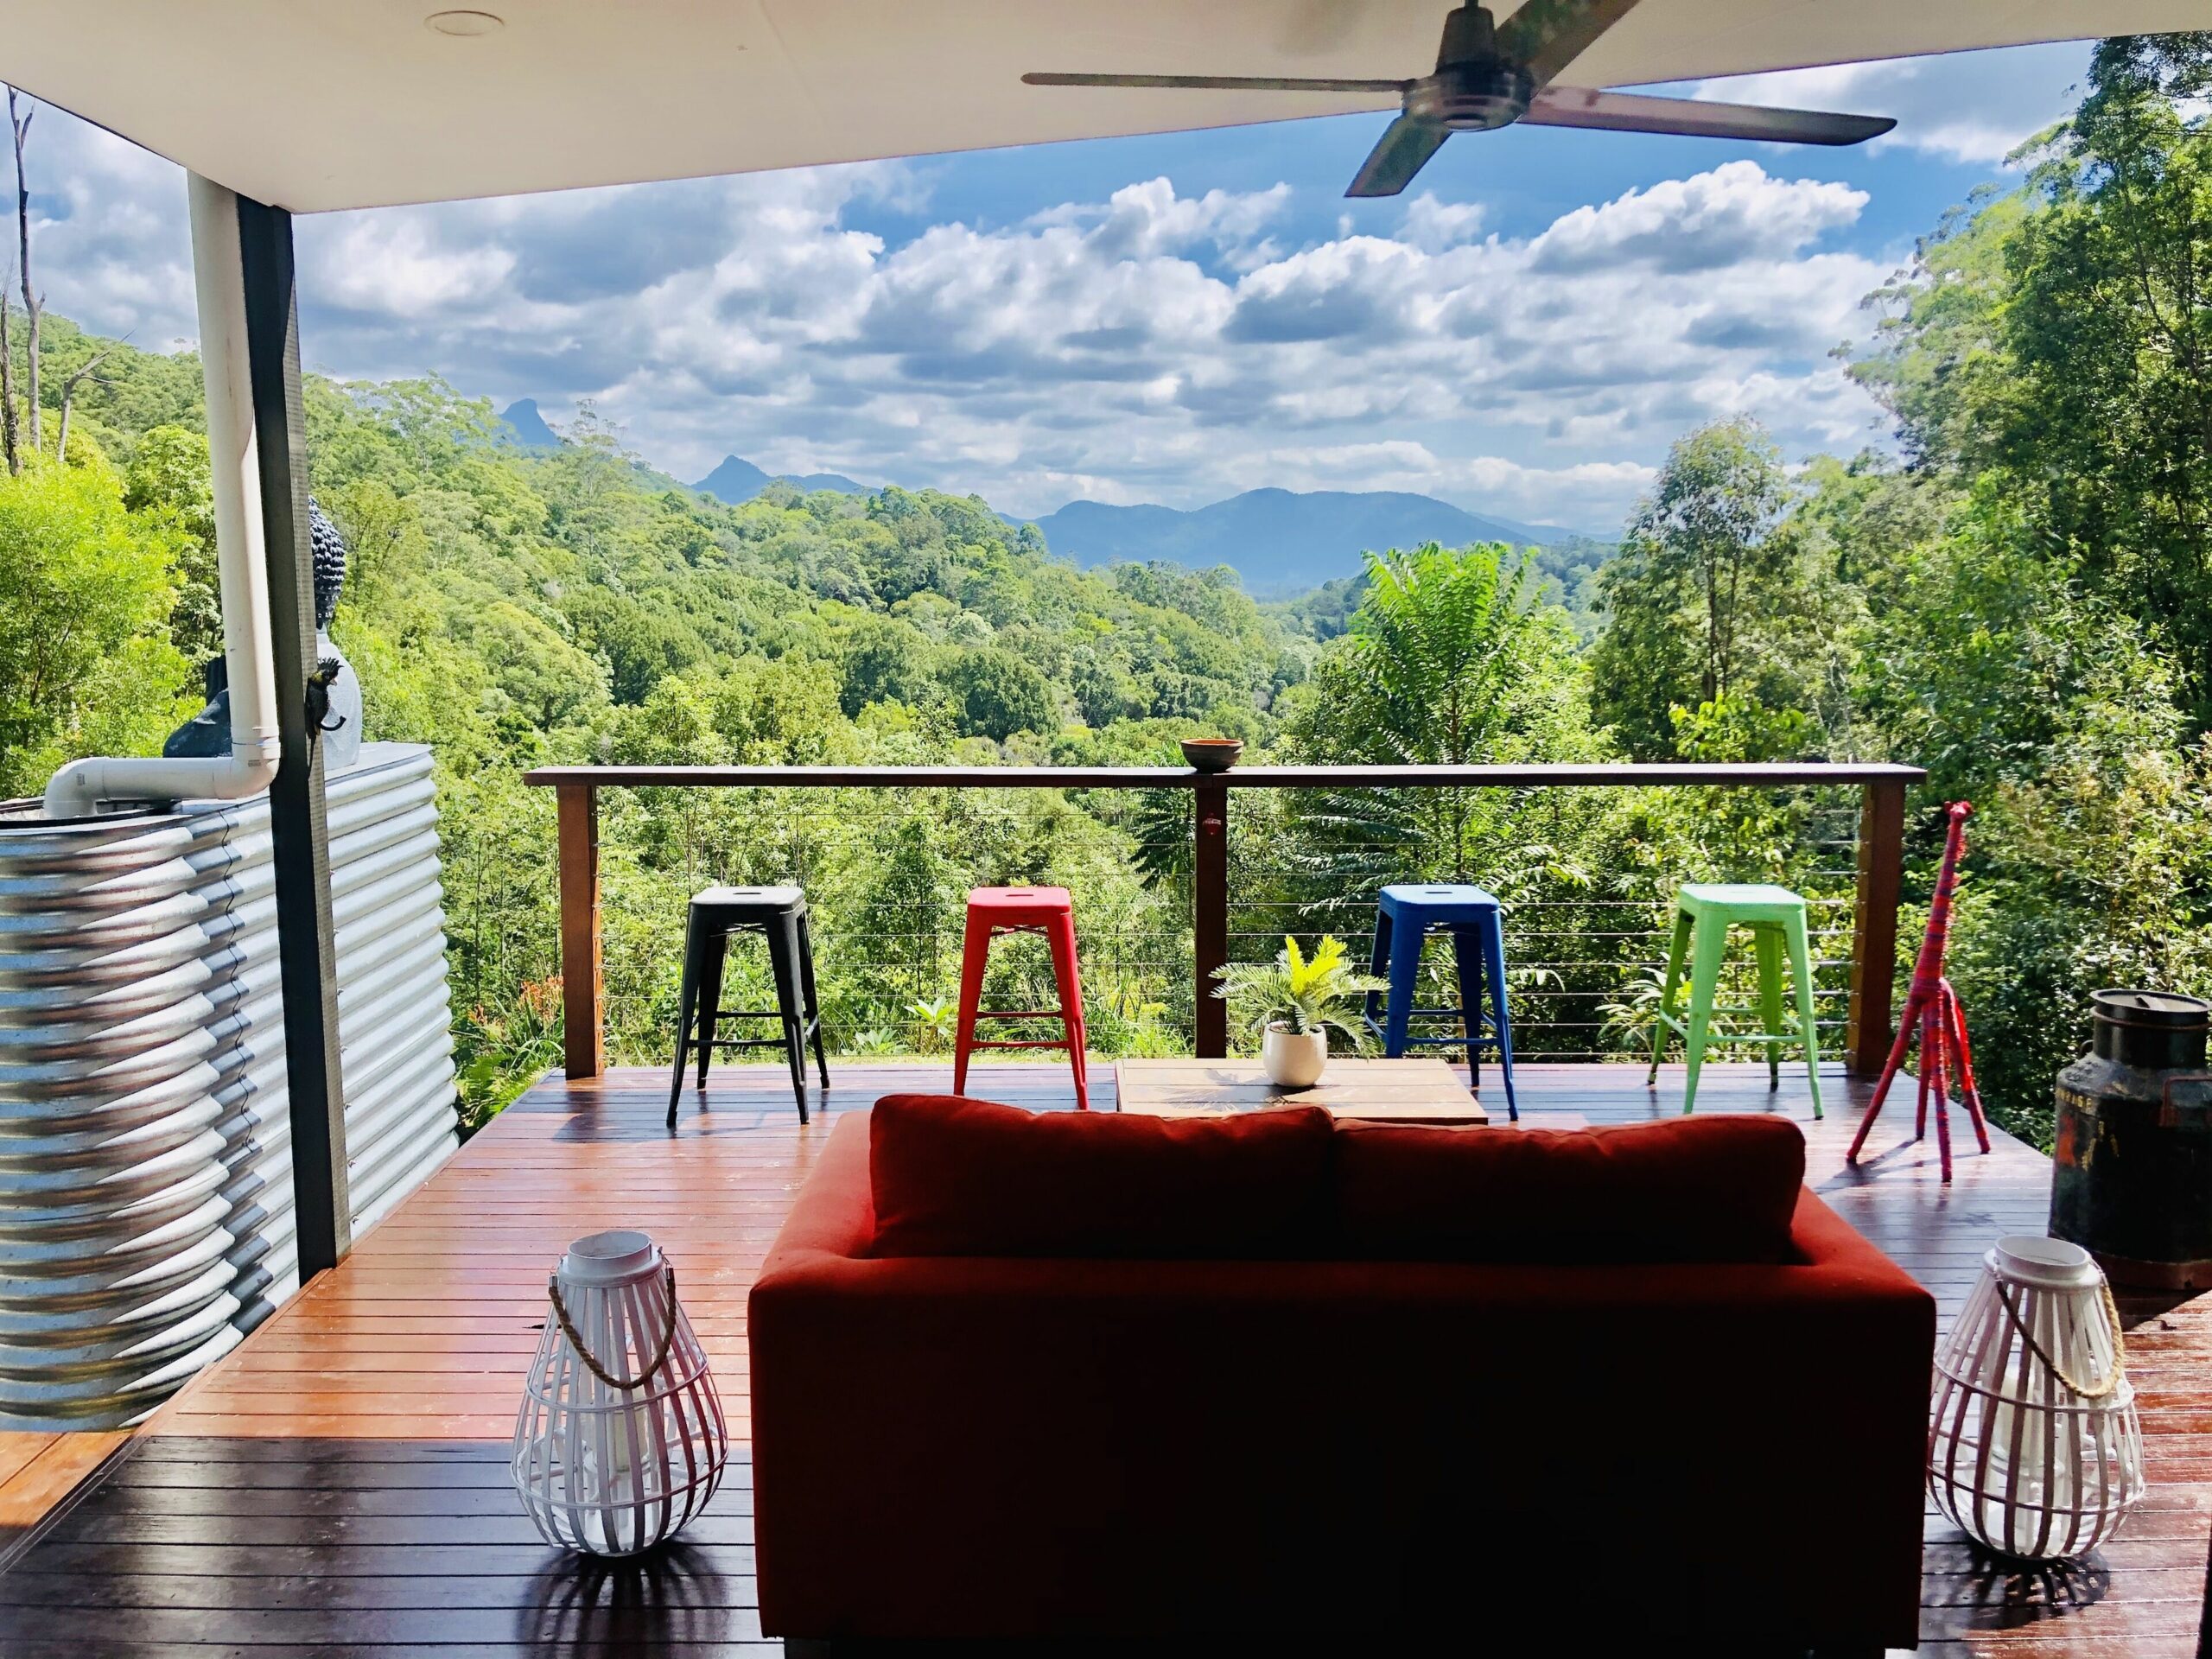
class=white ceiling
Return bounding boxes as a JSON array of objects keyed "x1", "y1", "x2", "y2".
[{"x1": 0, "y1": 0, "x2": 2196, "y2": 212}]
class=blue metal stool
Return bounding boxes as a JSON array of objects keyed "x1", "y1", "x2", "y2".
[{"x1": 1365, "y1": 884, "x2": 1518, "y2": 1120}]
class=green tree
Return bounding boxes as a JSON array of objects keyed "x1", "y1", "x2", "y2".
[
  {"x1": 567, "y1": 589, "x2": 702, "y2": 705},
  {"x1": 1858, "y1": 35, "x2": 2212, "y2": 721},
  {"x1": 1849, "y1": 188, "x2": 2028, "y2": 474},
  {"x1": 1856, "y1": 492, "x2": 2177, "y2": 802},
  {"x1": 1588, "y1": 419, "x2": 1800, "y2": 757},
  {"x1": 1068, "y1": 644, "x2": 1135, "y2": 728},
  {"x1": 1284, "y1": 542, "x2": 1596, "y2": 883},
  {"x1": 1833, "y1": 36, "x2": 2212, "y2": 1141},
  {"x1": 2011, "y1": 36, "x2": 2212, "y2": 717},
  {"x1": 939, "y1": 645, "x2": 1056, "y2": 741},
  {"x1": 457, "y1": 598, "x2": 608, "y2": 730},
  {"x1": 838, "y1": 614, "x2": 936, "y2": 716},
  {"x1": 1293, "y1": 543, "x2": 1583, "y2": 769},
  {"x1": 0, "y1": 456, "x2": 190, "y2": 794},
  {"x1": 122, "y1": 423, "x2": 220, "y2": 664},
  {"x1": 321, "y1": 475, "x2": 430, "y2": 613},
  {"x1": 714, "y1": 657, "x2": 854, "y2": 762}
]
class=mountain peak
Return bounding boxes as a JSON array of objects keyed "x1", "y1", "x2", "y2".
[
  {"x1": 497, "y1": 398, "x2": 563, "y2": 449},
  {"x1": 694, "y1": 454, "x2": 772, "y2": 502},
  {"x1": 691, "y1": 454, "x2": 872, "y2": 505}
]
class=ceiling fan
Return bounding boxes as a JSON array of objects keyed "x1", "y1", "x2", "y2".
[{"x1": 1024, "y1": 0, "x2": 1896, "y2": 198}]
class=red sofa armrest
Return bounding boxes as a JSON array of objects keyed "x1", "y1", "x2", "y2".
[{"x1": 763, "y1": 1109, "x2": 877, "y2": 1262}]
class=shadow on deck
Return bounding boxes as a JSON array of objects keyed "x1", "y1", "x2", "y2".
[{"x1": 0, "y1": 1060, "x2": 2205, "y2": 1656}]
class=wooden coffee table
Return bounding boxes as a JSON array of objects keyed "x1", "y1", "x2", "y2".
[{"x1": 1113, "y1": 1058, "x2": 1489, "y2": 1125}]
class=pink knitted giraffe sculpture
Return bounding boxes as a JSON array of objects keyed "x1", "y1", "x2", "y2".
[{"x1": 1847, "y1": 800, "x2": 1991, "y2": 1182}]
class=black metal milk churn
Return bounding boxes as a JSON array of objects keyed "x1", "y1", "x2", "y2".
[{"x1": 2050, "y1": 989, "x2": 2212, "y2": 1288}]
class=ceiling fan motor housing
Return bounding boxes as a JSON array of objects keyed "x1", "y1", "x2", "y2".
[
  {"x1": 1410, "y1": 61, "x2": 1534, "y2": 130},
  {"x1": 1416, "y1": 2, "x2": 1534, "y2": 130}
]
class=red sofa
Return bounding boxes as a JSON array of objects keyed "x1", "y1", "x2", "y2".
[{"x1": 750, "y1": 1096, "x2": 1935, "y2": 1649}]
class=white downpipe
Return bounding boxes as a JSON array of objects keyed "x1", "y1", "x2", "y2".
[{"x1": 44, "y1": 175, "x2": 282, "y2": 819}]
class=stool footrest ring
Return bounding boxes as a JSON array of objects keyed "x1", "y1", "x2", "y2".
[{"x1": 1654, "y1": 1012, "x2": 1804, "y2": 1046}]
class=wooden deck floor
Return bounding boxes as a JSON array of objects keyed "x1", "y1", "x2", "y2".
[{"x1": 1, "y1": 1059, "x2": 2207, "y2": 1656}]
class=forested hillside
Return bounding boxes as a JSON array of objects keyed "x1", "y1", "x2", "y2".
[
  {"x1": 0, "y1": 337, "x2": 1334, "y2": 1122},
  {"x1": 3, "y1": 34, "x2": 2207, "y2": 1147}
]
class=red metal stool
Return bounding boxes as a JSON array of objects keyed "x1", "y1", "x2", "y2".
[{"x1": 952, "y1": 886, "x2": 1089, "y2": 1109}]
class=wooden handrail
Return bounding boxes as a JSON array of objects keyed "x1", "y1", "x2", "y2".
[
  {"x1": 526, "y1": 762, "x2": 1925, "y2": 790},
  {"x1": 525, "y1": 762, "x2": 1925, "y2": 1080}
]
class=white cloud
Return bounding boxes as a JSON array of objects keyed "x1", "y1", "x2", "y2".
[
  {"x1": 1529, "y1": 162, "x2": 1866, "y2": 271},
  {"x1": 1690, "y1": 41, "x2": 2090, "y2": 166},
  {"x1": 24, "y1": 111, "x2": 196, "y2": 348},
  {"x1": 1398, "y1": 194, "x2": 1486, "y2": 253},
  {"x1": 314, "y1": 217, "x2": 515, "y2": 316},
  {"x1": 21, "y1": 98, "x2": 1904, "y2": 529},
  {"x1": 1032, "y1": 177, "x2": 1291, "y2": 260}
]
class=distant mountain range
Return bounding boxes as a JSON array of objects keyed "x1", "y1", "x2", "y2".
[
  {"x1": 690, "y1": 453, "x2": 871, "y2": 503},
  {"x1": 494, "y1": 409, "x2": 1599, "y2": 592},
  {"x1": 1031, "y1": 490, "x2": 1590, "y2": 594},
  {"x1": 497, "y1": 410, "x2": 874, "y2": 502}
]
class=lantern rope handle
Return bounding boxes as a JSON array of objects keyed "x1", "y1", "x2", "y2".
[
  {"x1": 1994, "y1": 1278, "x2": 2126, "y2": 1400},
  {"x1": 546, "y1": 1265, "x2": 680, "y2": 1392}
]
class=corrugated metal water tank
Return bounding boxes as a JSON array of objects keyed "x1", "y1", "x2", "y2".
[{"x1": 0, "y1": 742, "x2": 458, "y2": 1428}]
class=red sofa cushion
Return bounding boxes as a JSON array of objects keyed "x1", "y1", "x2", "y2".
[
  {"x1": 1333, "y1": 1114, "x2": 1807, "y2": 1263},
  {"x1": 869, "y1": 1093, "x2": 1334, "y2": 1258}
]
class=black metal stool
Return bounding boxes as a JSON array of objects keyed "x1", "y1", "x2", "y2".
[{"x1": 668, "y1": 885, "x2": 828, "y2": 1125}]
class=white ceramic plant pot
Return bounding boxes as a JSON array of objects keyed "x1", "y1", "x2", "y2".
[{"x1": 1262, "y1": 1024, "x2": 1328, "y2": 1089}]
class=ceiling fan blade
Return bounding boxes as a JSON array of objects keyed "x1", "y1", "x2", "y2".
[
  {"x1": 1523, "y1": 86, "x2": 1896, "y2": 146},
  {"x1": 1023, "y1": 73, "x2": 1409, "y2": 93},
  {"x1": 1494, "y1": 0, "x2": 1643, "y2": 88},
  {"x1": 1346, "y1": 115, "x2": 1450, "y2": 198}
]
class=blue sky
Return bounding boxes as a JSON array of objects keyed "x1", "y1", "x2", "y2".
[{"x1": 31, "y1": 40, "x2": 2089, "y2": 532}]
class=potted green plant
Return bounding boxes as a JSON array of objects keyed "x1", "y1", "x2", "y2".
[{"x1": 1212, "y1": 934, "x2": 1387, "y2": 1088}]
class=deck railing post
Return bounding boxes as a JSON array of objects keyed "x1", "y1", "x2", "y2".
[
  {"x1": 556, "y1": 783, "x2": 606, "y2": 1080},
  {"x1": 1193, "y1": 782, "x2": 1229, "y2": 1058},
  {"x1": 1847, "y1": 777, "x2": 1909, "y2": 1076}
]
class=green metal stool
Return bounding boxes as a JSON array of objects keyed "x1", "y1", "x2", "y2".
[{"x1": 1647, "y1": 883, "x2": 1823, "y2": 1118}]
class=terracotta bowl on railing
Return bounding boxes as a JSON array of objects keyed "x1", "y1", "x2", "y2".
[{"x1": 1179, "y1": 738, "x2": 1244, "y2": 772}]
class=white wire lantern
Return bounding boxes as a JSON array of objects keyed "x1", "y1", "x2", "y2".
[
  {"x1": 512, "y1": 1229, "x2": 728, "y2": 1556},
  {"x1": 1929, "y1": 1236, "x2": 2145, "y2": 1561}
]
